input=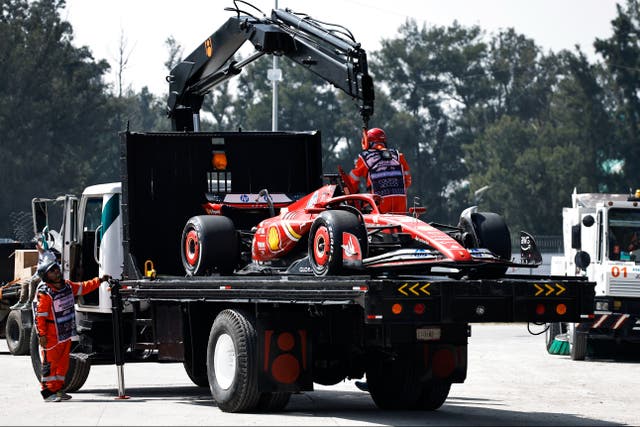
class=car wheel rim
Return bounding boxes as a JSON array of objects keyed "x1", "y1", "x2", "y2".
[
  {"x1": 313, "y1": 226, "x2": 330, "y2": 267},
  {"x1": 214, "y1": 333, "x2": 236, "y2": 390},
  {"x1": 185, "y1": 230, "x2": 199, "y2": 266}
]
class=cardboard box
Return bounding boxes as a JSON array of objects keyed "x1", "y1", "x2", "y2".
[
  {"x1": 15, "y1": 266, "x2": 37, "y2": 281},
  {"x1": 13, "y1": 249, "x2": 39, "y2": 279}
]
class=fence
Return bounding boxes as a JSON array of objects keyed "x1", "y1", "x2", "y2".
[{"x1": 511, "y1": 234, "x2": 563, "y2": 253}]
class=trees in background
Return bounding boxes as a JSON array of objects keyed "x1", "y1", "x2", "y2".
[{"x1": 2, "y1": 0, "x2": 640, "y2": 239}]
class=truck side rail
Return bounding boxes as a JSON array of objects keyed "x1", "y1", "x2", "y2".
[{"x1": 119, "y1": 274, "x2": 595, "y2": 324}]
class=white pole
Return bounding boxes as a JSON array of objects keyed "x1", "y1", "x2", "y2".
[{"x1": 271, "y1": 0, "x2": 280, "y2": 131}]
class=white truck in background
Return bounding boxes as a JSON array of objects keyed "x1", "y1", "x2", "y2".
[{"x1": 549, "y1": 189, "x2": 640, "y2": 359}]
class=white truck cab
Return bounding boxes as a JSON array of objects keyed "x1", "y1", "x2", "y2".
[
  {"x1": 32, "y1": 182, "x2": 123, "y2": 314},
  {"x1": 549, "y1": 189, "x2": 640, "y2": 359}
]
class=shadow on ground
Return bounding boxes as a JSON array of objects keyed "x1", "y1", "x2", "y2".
[{"x1": 77, "y1": 386, "x2": 620, "y2": 426}]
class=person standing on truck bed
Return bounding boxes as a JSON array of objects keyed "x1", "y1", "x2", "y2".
[
  {"x1": 342, "y1": 127, "x2": 412, "y2": 214},
  {"x1": 34, "y1": 251, "x2": 110, "y2": 402}
]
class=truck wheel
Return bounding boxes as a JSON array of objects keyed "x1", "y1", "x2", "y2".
[
  {"x1": 64, "y1": 353, "x2": 91, "y2": 392},
  {"x1": 366, "y1": 350, "x2": 421, "y2": 410},
  {"x1": 545, "y1": 322, "x2": 563, "y2": 352},
  {"x1": 413, "y1": 381, "x2": 451, "y2": 410},
  {"x1": 256, "y1": 392, "x2": 291, "y2": 412},
  {"x1": 29, "y1": 328, "x2": 91, "y2": 392},
  {"x1": 181, "y1": 216, "x2": 238, "y2": 276},
  {"x1": 0, "y1": 313, "x2": 6, "y2": 339},
  {"x1": 207, "y1": 309, "x2": 260, "y2": 412},
  {"x1": 184, "y1": 359, "x2": 209, "y2": 387},
  {"x1": 308, "y1": 210, "x2": 367, "y2": 276},
  {"x1": 5, "y1": 310, "x2": 30, "y2": 355},
  {"x1": 570, "y1": 327, "x2": 587, "y2": 361}
]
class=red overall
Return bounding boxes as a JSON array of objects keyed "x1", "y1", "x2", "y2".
[
  {"x1": 35, "y1": 277, "x2": 101, "y2": 397},
  {"x1": 347, "y1": 146, "x2": 412, "y2": 213}
]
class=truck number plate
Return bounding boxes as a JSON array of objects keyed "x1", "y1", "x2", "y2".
[{"x1": 416, "y1": 327, "x2": 441, "y2": 341}]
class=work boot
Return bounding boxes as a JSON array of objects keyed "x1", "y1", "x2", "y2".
[
  {"x1": 44, "y1": 394, "x2": 62, "y2": 402},
  {"x1": 56, "y1": 391, "x2": 72, "y2": 401}
]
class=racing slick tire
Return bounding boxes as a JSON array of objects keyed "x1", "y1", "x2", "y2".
[
  {"x1": 470, "y1": 212, "x2": 511, "y2": 277},
  {"x1": 207, "y1": 309, "x2": 261, "y2": 412},
  {"x1": 308, "y1": 210, "x2": 368, "y2": 276},
  {"x1": 5, "y1": 309, "x2": 30, "y2": 355},
  {"x1": 181, "y1": 215, "x2": 238, "y2": 276},
  {"x1": 29, "y1": 328, "x2": 91, "y2": 392}
]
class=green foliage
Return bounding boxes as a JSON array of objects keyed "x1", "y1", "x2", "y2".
[
  {"x1": 0, "y1": 0, "x2": 111, "y2": 236},
  {"x1": 3, "y1": 1, "x2": 640, "y2": 241},
  {"x1": 594, "y1": 0, "x2": 640, "y2": 188}
]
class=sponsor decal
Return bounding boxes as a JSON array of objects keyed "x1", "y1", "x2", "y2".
[
  {"x1": 240, "y1": 194, "x2": 250, "y2": 203},
  {"x1": 268, "y1": 227, "x2": 280, "y2": 251}
]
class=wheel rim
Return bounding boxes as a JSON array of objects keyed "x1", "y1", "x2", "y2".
[
  {"x1": 184, "y1": 230, "x2": 199, "y2": 266},
  {"x1": 214, "y1": 333, "x2": 236, "y2": 390},
  {"x1": 313, "y1": 226, "x2": 330, "y2": 267}
]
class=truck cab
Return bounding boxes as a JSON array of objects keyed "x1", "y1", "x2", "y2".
[
  {"x1": 33, "y1": 182, "x2": 123, "y2": 314},
  {"x1": 549, "y1": 190, "x2": 640, "y2": 359}
]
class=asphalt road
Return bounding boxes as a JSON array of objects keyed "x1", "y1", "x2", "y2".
[{"x1": 1, "y1": 324, "x2": 638, "y2": 426}]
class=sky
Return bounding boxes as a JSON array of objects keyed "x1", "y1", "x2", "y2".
[{"x1": 62, "y1": 0, "x2": 622, "y2": 96}]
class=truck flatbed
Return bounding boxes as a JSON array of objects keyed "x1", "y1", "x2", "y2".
[{"x1": 120, "y1": 273, "x2": 594, "y2": 324}]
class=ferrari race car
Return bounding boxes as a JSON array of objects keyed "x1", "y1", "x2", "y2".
[{"x1": 180, "y1": 176, "x2": 541, "y2": 278}]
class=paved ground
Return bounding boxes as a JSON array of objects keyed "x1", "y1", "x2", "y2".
[{"x1": 1, "y1": 323, "x2": 638, "y2": 426}]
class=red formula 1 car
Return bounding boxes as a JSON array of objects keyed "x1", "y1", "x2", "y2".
[{"x1": 180, "y1": 175, "x2": 541, "y2": 278}]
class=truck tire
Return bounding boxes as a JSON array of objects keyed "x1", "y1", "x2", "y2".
[
  {"x1": 545, "y1": 322, "x2": 563, "y2": 352},
  {"x1": 207, "y1": 309, "x2": 261, "y2": 412},
  {"x1": 184, "y1": 359, "x2": 209, "y2": 387},
  {"x1": 414, "y1": 381, "x2": 451, "y2": 410},
  {"x1": 29, "y1": 328, "x2": 91, "y2": 392},
  {"x1": 5, "y1": 310, "x2": 30, "y2": 355},
  {"x1": 308, "y1": 210, "x2": 368, "y2": 276},
  {"x1": 181, "y1": 216, "x2": 238, "y2": 276},
  {"x1": 468, "y1": 212, "x2": 512, "y2": 277},
  {"x1": 570, "y1": 328, "x2": 587, "y2": 361},
  {"x1": 366, "y1": 350, "x2": 422, "y2": 410},
  {"x1": 256, "y1": 392, "x2": 291, "y2": 412},
  {"x1": 0, "y1": 313, "x2": 7, "y2": 339}
]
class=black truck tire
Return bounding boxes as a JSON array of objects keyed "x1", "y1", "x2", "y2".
[
  {"x1": 570, "y1": 328, "x2": 588, "y2": 361},
  {"x1": 181, "y1": 215, "x2": 238, "y2": 276},
  {"x1": 308, "y1": 210, "x2": 367, "y2": 276},
  {"x1": 207, "y1": 309, "x2": 261, "y2": 412},
  {"x1": 545, "y1": 322, "x2": 563, "y2": 352},
  {"x1": 29, "y1": 328, "x2": 91, "y2": 392},
  {"x1": 184, "y1": 359, "x2": 209, "y2": 387},
  {"x1": 366, "y1": 350, "x2": 422, "y2": 410},
  {"x1": 414, "y1": 381, "x2": 451, "y2": 410},
  {"x1": 256, "y1": 392, "x2": 291, "y2": 412},
  {"x1": 5, "y1": 310, "x2": 30, "y2": 355}
]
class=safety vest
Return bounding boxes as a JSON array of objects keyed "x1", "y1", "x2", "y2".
[
  {"x1": 359, "y1": 148, "x2": 406, "y2": 196},
  {"x1": 37, "y1": 282, "x2": 76, "y2": 343}
]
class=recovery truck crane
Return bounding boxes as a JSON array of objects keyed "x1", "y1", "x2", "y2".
[{"x1": 18, "y1": 2, "x2": 594, "y2": 413}]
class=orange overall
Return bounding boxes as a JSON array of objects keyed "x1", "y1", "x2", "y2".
[
  {"x1": 347, "y1": 147, "x2": 412, "y2": 214},
  {"x1": 35, "y1": 278, "x2": 101, "y2": 398}
]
